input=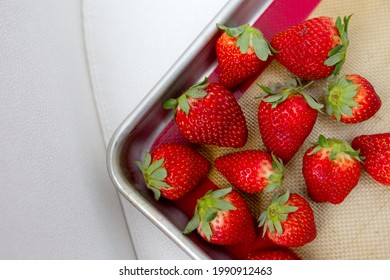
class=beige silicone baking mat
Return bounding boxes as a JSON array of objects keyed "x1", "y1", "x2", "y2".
[{"x1": 200, "y1": 0, "x2": 390, "y2": 259}]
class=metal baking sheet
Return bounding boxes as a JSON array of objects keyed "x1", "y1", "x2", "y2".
[{"x1": 106, "y1": 0, "x2": 275, "y2": 260}]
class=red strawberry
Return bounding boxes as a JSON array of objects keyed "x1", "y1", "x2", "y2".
[
  {"x1": 259, "y1": 191, "x2": 316, "y2": 247},
  {"x1": 352, "y1": 133, "x2": 390, "y2": 185},
  {"x1": 257, "y1": 78, "x2": 323, "y2": 163},
  {"x1": 325, "y1": 74, "x2": 381, "y2": 123},
  {"x1": 216, "y1": 24, "x2": 275, "y2": 89},
  {"x1": 163, "y1": 77, "x2": 248, "y2": 148},
  {"x1": 271, "y1": 15, "x2": 352, "y2": 80},
  {"x1": 183, "y1": 187, "x2": 256, "y2": 245},
  {"x1": 246, "y1": 248, "x2": 301, "y2": 260},
  {"x1": 226, "y1": 229, "x2": 280, "y2": 259},
  {"x1": 136, "y1": 143, "x2": 210, "y2": 200},
  {"x1": 303, "y1": 135, "x2": 362, "y2": 204},
  {"x1": 214, "y1": 150, "x2": 284, "y2": 194}
]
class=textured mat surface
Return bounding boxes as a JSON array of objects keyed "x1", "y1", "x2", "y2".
[{"x1": 199, "y1": 0, "x2": 390, "y2": 260}]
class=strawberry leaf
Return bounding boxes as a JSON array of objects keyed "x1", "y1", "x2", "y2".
[
  {"x1": 135, "y1": 160, "x2": 143, "y2": 171},
  {"x1": 150, "y1": 188, "x2": 161, "y2": 201},
  {"x1": 163, "y1": 77, "x2": 208, "y2": 117},
  {"x1": 310, "y1": 135, "x2": 362, "y2": 162},
  {"x1": 183, "y1": 209, "x2": 200, "y2": 234},
  {"x1": 220, "y1": 24, "x2": 273, "y2": 61},
  {"x1": 263, "y1": 93, "x2": 285, "y2": 103},
  {"x1": 340, "y1": 103, "x2": 353, "y2": 116},
  {"x1": 327, "y1": 45, "x2": 343, "y2": 57},
  {"x1": 236, "y1": 29, "x2": 250, "y2": 54},
  {"x1": 213, "y1": 200, "x2": 236, "y2": 211},
  {"x1": 273, "y1": 218, "x2": 283, "y2": 236},
  {"x1": 278, "y1": 190, "x2": 290, "y2": 205},
  {"x1": 204, "y1": 208, "x2": 218, "y2": 222},
  {"x1": 266, "y1": 219, "x2": 275, "y2": 235},
  {"x1": 256, "y1": 83, "x2": 274, "y2": 95},
  {"x1": 258, "y1": 191, "x2": 298, "y2": 237},
  {"x1": 318, "y1": 134, "x2": 328, "y2": 146},
  {"x1": 217, "y1": 23, "x2": 247, "y2": 37},
  {"x1": 334, "y1": 109, "x2": 342, "y2": 122},
  {"x1": 325, "y1": 75, "x2": 360, "y2": 121},
  {"x1": 324, "y1": 52, "x2": 344, "y2": 66},
  {"x1": 252, "y1": 34, "x2": 271, "y2": 61},
  {"x1": 178, "y1": 94, "x2": 190, "y2": 115},
  {"x1": 142, "y1": 152, "x2": 152, "y2": 170},
  {"x1": 258, "y1": 78, "x2": 322, "y2": 110},
  {"x1": 272, "y1": 153, "x2": 284, "y2": 172},
  {"x1": 209, "y1": 187, "x2": 232, "y2": 199},
  {"x1": 149, "y1": 179, "x2": 169, "y2": 188},
  {"x1": 301, "y1": 92, "x2": 324, "y2": 111},
  {"x1": 265, "y1": 153, "x2": 284, "y2": 193},
  {"x1": 286, "y1": 77, "x2": 298, "y2": 88},
  {"x1": 136, "y1": 152, "x2": 170, "y2": 201},
  {"x1": 324, "y1": 15, "x2": 352, "y2": 75},
  {"x1": 192, "y1": 76, "x2": 209, "y2": 88},
  {"x1": 186, "y1": 89, "x2": 207, "y2": 99},
  {"x1": 150, "y1": 168, "x2": 167, "y2": 181},
  {"x1": 163, "y1": 98, "x2": 178, "y2": 110},
  {"x1": 146, "y1": 158, "x2": 164, "y2": 174},
  {"x1": 183, "y1": 187, "x2": 234, "y2": 242},
  {"x1": 200, "y1": 220, "x2": 212, "y2": 241},
  {"x1": 265, "y1": 183, "x2": 279, "y2": 193}
]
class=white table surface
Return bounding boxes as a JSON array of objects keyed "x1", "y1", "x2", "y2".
[{"x1": 0, "y1": 0, "x2": 134, "y2": 259}]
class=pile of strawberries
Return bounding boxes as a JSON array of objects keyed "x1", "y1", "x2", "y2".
[{"x1": 136, "y1": 15, "x2": 389, "y2": 260}]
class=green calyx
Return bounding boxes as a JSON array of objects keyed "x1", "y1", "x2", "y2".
[
  {"x1": 324, "y1": 15, "x2": 353, "y2": 75},
  {"x1": 217, "y1": 23, "x2": 277, "y2": 61},
  {"x1": 325, "y1": 75, "x2": 360, "y2": 121},
  {"x1": 257, "y1": 78, "x2": 324, "y2": 111},
  {"x1": 183, "y1": 187, "x2": 236, "y2": 241},
  {"x1": 308, "y1": 134, "x2": 362, "y2": 162},
  {"x1": 258, "y1": 191, "x2": 298, "y2": 237},
  {"x1": 265, "y1": 153, "x2": 285, "y2": 193},
  {"x1": 135, "y1": 151, "x2": 170, "y2": 200},
  {"x1": 163, "y1": 77, "x2": 208, "y2": 116}
]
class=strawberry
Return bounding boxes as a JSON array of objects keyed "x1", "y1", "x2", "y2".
[
  {"x1": 257, "y1": 78, "x2": 323, "y2": 163},
  {"x1": 216, "y1": 24, "x2": 275, "y2": 89},
  {"x1": 271, "y1": 15, "x2": 352, "y2": 80},
  {"x1": 325, "y1": 74, "x2": 381, "y2": 123},
  {"x1": 259, "y1": 191, "x2": 316, "y2": 247},
  {"x1": 163, "y1": 77, "x2": 248, "y2": 148},
  {"x1": 303, "y1": 135, "x2": 362, "y2": 204},
  {"x1": 352, "y1": 133, "x2": 390, "y2": 185},
  {"x1": 246, "y1": 248, "x2": 301, "y2": 260},
  {"x1": 226, "y1": 229, "x2": 280, "y2": 259},
  {"x1": 183, "y1": 187, "x2": 256, "y2": 245},
  {"x1": 136, "y1": 143, "x2": 210, "y2": 200},
  {"x1": 214, "y1": 150, "x2": 285, "y2": 194}
]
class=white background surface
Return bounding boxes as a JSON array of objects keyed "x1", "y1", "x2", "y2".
[
  {"x1": 1, "y1": 0, "x2": 228, "y2": 259},
  {"x1": 0, "y1": 0, "x2": 134, "y2": 259},
  {"x1": 83, "y1": 0, "x2": 229, "y2": 259}
]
